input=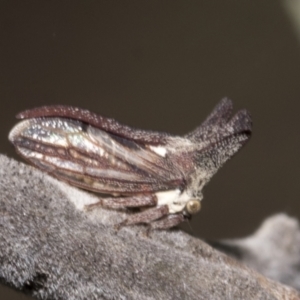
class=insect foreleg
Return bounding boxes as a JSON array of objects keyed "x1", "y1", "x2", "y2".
[
  {"x1": 85, "y1": 194, "x2": 157, "y2": 210},
  {"x1": 150, "y1": 213, "x2": 187, "y2": 230}
]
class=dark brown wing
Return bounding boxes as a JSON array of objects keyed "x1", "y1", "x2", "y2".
[{"x1": 9, "y1": 117, "x2": 185, "y2": 194}]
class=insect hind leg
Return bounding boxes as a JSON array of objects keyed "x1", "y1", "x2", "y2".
[
  {"x1": 116, "y1": 205, "x2": 169, "y2": 229},
  {"x1": 85, "y1": 194, "x2": 157, "y2": 210},
  {"x1": 150, "y1": 213, "x2": 187, "y2": 230}
]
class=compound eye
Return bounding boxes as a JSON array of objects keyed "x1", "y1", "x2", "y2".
[{"x1": 186, "y1": 199, "x2": 201, "y2": 215}]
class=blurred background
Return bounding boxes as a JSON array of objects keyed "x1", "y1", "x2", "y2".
[{"x1": 1, "y1": 1, "x2": 300, "y2": 298}]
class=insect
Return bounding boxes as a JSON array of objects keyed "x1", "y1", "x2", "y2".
[{"x1": 9, "y1": 98, "x2": 252, "y2": 229}]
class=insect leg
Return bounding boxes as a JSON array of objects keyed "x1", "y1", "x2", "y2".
[
  {"x1": 150, "y1": 213, "x2": 187, "y2": 230},
  {"x1": 85, "y1": 194, "x2": 157, "y2": 210},
  {"x1": 117, "y1": 205, "x2": 169, "y2": 227}
]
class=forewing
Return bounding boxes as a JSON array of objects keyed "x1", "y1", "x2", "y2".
[
  {"x1": 9, "y1": 117, "x2": 184, "y2": 194},
  {"x1": 17, "y1": 105, "x2": 174, "y2": 145}
]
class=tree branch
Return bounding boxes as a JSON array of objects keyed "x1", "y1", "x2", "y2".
[{"x1": 0, "y1": 154, "x2": 299, "y2": 299}]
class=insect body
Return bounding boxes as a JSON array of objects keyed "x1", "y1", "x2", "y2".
[{"x1": 9, "y1": 98, "x2": 252, "y2": 229}]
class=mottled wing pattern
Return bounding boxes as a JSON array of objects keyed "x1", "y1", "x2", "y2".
[{"x1": 9, "y1": 116, "x2": 184, "y2": 194}]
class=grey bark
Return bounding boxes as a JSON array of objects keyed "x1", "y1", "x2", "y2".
[{"x1": 0, "y1": 154, "x2": 299, "y2": 300}]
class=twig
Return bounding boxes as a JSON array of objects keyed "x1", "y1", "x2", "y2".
[{"x1": 0, "y1": 155, "x2": 298, "y2": 300}]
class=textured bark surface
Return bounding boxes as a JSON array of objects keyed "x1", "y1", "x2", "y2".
[{"x1": 0, "y1": 154, "x2": 299, "y2": 300}]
